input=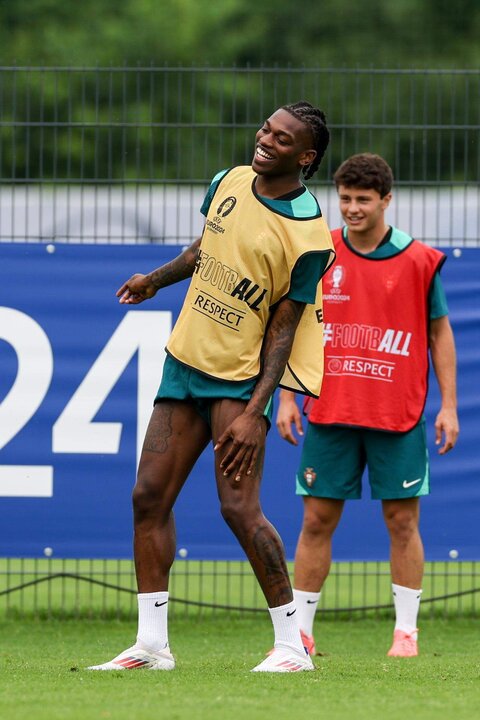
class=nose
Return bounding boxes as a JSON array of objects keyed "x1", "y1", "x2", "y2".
[{"x1": 258, "y1": 129, "x2": 274, "y2": 146}]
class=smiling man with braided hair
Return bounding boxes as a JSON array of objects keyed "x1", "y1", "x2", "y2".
[{"x1": 87, "y1": 102, "x2": 335, "y2": 673}]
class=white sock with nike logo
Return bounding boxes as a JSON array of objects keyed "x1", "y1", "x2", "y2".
[
  {"x1": 392, "y1": 583, "x2": 422, "y2": 639},
  {"x1": 293, "y1": 588, "x2": 321, "y2": 636},
  {"x1": 137, "y1": 591, "x2": 169, "y2": 651},
  {"x1": 268, "y1": 600, "x2": 305, "y2": 655}
]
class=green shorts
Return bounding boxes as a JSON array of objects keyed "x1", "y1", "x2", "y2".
[
  {"x1": 155, "y1": 354, "x2": 273, "y2": 429},
  {"x1": 296, "y1": 421, "x2": 429, "y2": 500}
]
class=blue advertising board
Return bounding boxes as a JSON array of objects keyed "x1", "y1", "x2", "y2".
[{"x1": 1, "y1": 243, "x2": 479, "y2": 560}]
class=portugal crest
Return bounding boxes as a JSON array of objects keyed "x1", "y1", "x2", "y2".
[{"x1": 303, "y1": 467, "x2": 317, "y2": 488}]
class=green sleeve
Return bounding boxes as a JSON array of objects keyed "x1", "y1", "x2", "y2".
[
  {"x1": 200, "y1": 169, "x2": 230, "y2": 216},
  {"x1": 288, "y1": 252, "x2": 331, "y2": 304},
  {"x1": 429, "y1": 271, "x2": 449, "y2": 319}
]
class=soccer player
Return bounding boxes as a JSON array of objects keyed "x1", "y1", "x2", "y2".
[
  {"x1": 88, "y1": 101, "x2": 335, "y2": 673},
  {"x1": 277, "y1": 153, "x2": 459, "y2": 658}
]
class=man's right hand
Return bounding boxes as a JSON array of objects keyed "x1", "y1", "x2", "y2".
[
  {"x1": 276, "y1": 390, "x2": 303, "y2": 445},
  {"x1": 116, "y1": 273, "x2": 158, "y2": 304}
]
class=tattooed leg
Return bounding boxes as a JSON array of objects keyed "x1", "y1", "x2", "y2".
[
  {"x1": 219, "y1": 500, "x2": 293, "y2": 607},
  {"x1": 249, "y1": 524, "x2": 293, "y2": 607},
  {"x1": 211, "y1": 398, "x2": 293, "y2": 608},
  {"x1": 133, "y1": 401, "x2": 210, "y2": 591}
]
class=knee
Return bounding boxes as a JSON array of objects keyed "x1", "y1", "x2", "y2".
[
  {"x1": 302, "y1": 503, "x2": 340, "y2": 539},
  {"x1": 384, "y1": 505, "x2": 419, "y2": 544},
  {"x1": 219, "y1": 493, "x2": 259, "y2": 534},
  {"x1": 132, "y1": 471, "x2": 165, "y2": 521},
  {"x1": 220, "y1": 496, "x2": 242, "y2": 530}
]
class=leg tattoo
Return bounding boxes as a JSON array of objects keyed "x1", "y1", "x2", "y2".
[
  {"x1": 143, "y1": 404, "x2": 174, "y2": 455},
  {"x1": 252, "y1": 525, "x2": 292, "y2": 607}
]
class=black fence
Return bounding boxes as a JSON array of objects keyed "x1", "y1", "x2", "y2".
[
  {"x1": 1, "y1": 558, "x2": 478, "y2": 620},
  {"x1": 0, "y1": 66, "x2": 479, "y2": 245}
]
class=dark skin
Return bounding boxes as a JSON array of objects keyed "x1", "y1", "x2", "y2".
[{"x1": 116, "y1": 108, "x2": 317, "y2": 607}]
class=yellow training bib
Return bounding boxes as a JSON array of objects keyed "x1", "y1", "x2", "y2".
[{"x1": 167, "y1": 167, "x2": 335, "y2": 397}]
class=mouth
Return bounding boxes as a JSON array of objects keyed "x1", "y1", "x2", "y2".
[{"x1": 255, "y1": 145, "x2": 275, "y2": 161}]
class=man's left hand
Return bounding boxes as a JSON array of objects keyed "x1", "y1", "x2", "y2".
[
  {"x1": 214, "y1": 411, "x2": 267, "y2": 482},
  {"x1": 435, "y1": 407, "x2": 459, "y2": 454}
]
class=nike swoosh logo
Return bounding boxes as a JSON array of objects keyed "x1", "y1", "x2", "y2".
[
  {"x1": 154, "y1": 601, "x2": 168, "y2": 607},
  {"x1": 286, "y1": 609, "x2": 296, "y2": 617},
  {"x1": 306, "y1": 599, "x2": 317, "y2": 604},
  {"x1": 402, "y1": 478, "x2": 422, "y2": 488}
]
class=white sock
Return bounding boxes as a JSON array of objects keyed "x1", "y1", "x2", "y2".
[
  {"x1": 268, "y1": 600, "x2": 305, "y2": 655},
  {"x1": 392, "y1": 583, "x2": 422, "y2": 639},
  {"x1": 293, "y1": 588, "x2": 321, "y2": 636},
  {"x1": 136, "y1": 591, "x2": 169, "y2": 651}
]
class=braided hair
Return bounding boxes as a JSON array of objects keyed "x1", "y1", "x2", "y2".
[{"x1": 282, "y1": 101, "x2": 329, "y2": 180}]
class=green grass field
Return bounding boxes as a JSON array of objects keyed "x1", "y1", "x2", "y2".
[{"x1": 1, "y1": 615, "x2": 479, "y2": 720}]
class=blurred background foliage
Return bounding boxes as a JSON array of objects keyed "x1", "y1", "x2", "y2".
[{"x1": 1, "y1": 0, "x2": 479, "y2": 68}]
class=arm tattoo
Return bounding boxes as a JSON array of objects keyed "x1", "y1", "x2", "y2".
[
  {"x1": 248, "y1": 299, "x2": 305, "y2": 415},
  {"x1": 150, "y1": 238, "x2": 201, "y2": 289}
]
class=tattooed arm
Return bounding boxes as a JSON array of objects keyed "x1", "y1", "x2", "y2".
[
  {"x1": 248, "y1": 298, "x2": 306, "y2": 420},
  {"x1": 214, "y1": 297, "x2": 306, "y2": 481},
  {"x1": 116, "y1": 237, "x2": 202, "y2": 304}
]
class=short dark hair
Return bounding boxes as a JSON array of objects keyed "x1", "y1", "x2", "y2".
[
  {"x1": 282, "y1": 101, "x2": 330, "y2": 181},
  {"x1": 333, "y1": 153, "x2": 393, "y2": 197}
]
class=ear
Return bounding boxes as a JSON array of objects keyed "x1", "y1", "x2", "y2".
[
  {"x1": 299, "y1": 149, "x2": 317, "y2": 167},
  {"x1": 381, "y1": 192, "x2": 393, "y2": 210}
]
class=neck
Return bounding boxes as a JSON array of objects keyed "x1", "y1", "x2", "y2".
[
  {"x1": 254, "y1": 173, "x2": 302, "y2": 199},
  {"x1": 347, "y1": 224, "x2": 390, "y2": 254}
]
